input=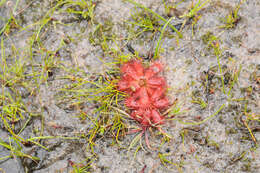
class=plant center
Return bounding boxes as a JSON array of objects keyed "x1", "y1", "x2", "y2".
[{"x1": 139, "y1": 78, "x2": 147, "y2": 87}]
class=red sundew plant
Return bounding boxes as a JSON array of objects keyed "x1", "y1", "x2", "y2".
[{"x1": 118, "y1": 59, "x2": 170, "y2": 148}]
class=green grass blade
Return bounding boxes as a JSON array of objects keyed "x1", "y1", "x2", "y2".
[
  {"x1": 155, "y1": 16, "x2": 175, "y2": 58},
  {"x1": 125, "y1": 0, "x2": 182, "y2": 38},
  {"x1": 178, "y1": 103, "x2": 225, "y2": 125}
]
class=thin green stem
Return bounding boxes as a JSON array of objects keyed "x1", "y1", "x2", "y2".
[
  {"x1": 178, "y1": 103, "x2": 225, "y2": 125},
  {"x1": 155, "y1": 16, "x2": 175, "y2": 58}
]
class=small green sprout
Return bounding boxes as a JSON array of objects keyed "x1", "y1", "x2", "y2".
[
  {"x1": 191, "y1": 97, "x2": 207, "y2": 109},
  {"x1": 220, "y1": 2, "x2": 242, "y2": 29},
  {"x1": 64, "y1": 0, "x2": 97, "y2": 23},
  {"x1": 158, "y1": 152, "x2": 183, "y2": 172},
  {"x1": 180, "y1": 0, "x2": 210, "y2": 19}
]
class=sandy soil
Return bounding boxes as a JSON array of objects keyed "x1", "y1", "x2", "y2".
[{"x1": 0, "y1": 0, "x2": 259, "y2": 172}]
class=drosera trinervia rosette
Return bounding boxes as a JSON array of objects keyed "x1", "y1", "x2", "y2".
[{"x1": 117, "y1": 59, "x2": 170, "y2": 148}]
